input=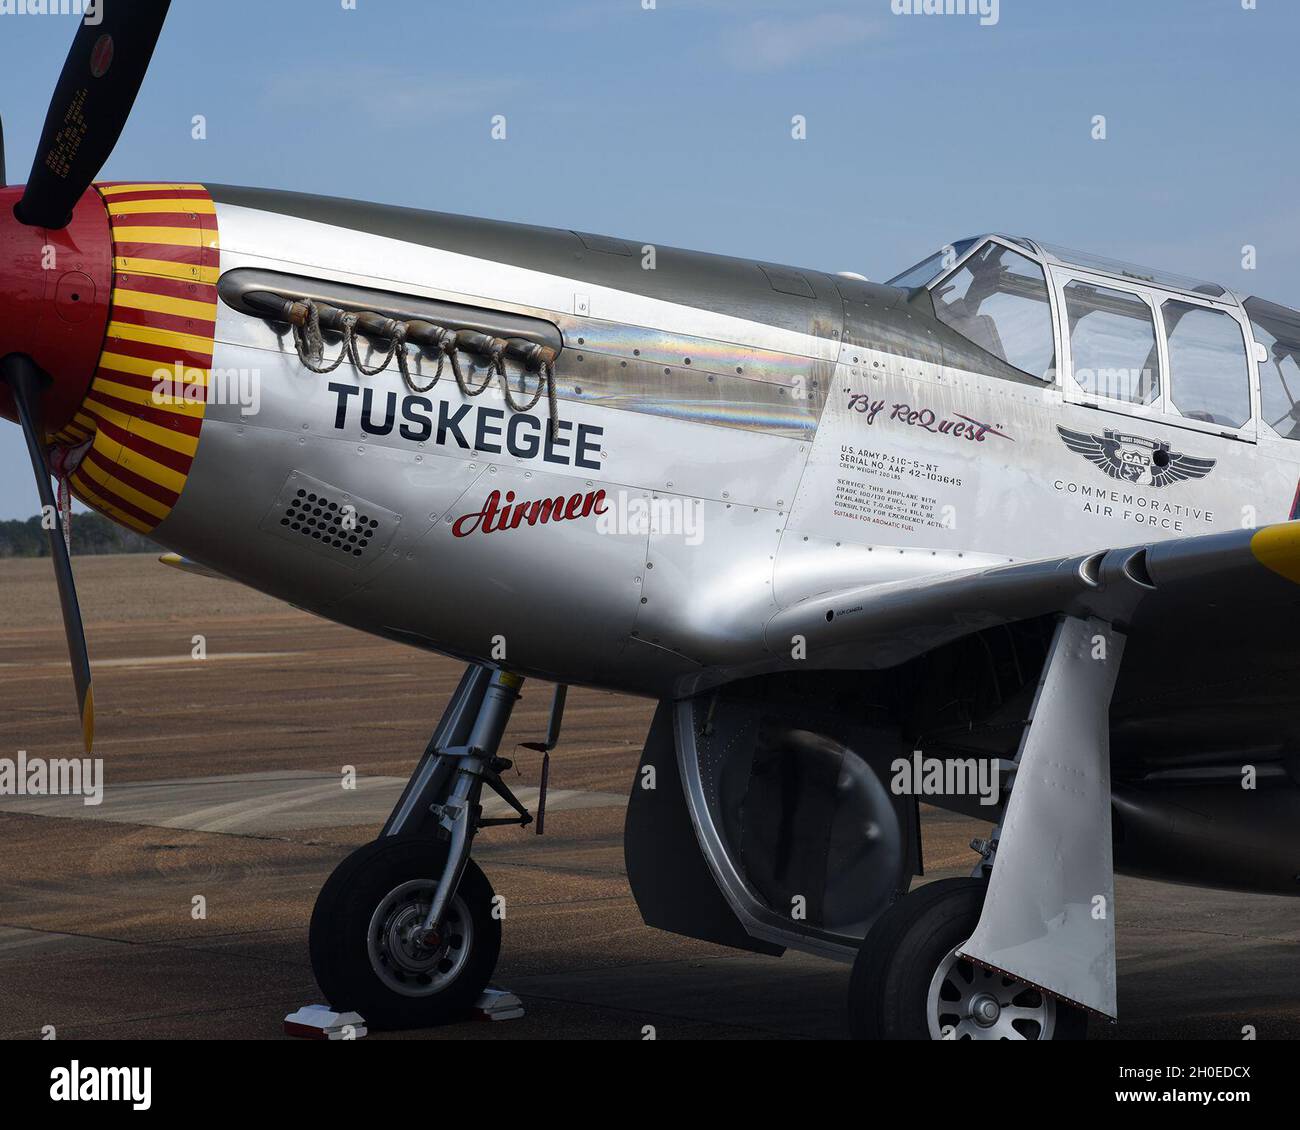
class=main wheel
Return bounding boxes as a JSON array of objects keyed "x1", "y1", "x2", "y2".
[
  {"x1": 309, "y1": 836, "x2": 501, "y2": 1030},
  {"x1": 848, "y1": 877, "x2": 1088, "y2": 1040}
]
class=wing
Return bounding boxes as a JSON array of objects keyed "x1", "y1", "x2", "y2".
[
  {"x1": 747, "y1": 520, "x2": 1300, "y2": 775},
  {"x1": 761, "y1": 521, "x2": 1300, "y2": 678},
  {"x1": 1151, "y1": 450, "x2": 1217, "y2": 488},
  {"x1": 1056, "y1": 425, "x2": 1124, "y2": 480}
]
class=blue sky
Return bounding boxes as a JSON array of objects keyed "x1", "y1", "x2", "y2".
[{"x1": 2, "y1": 0, "x2": 1297, "y2": 518}]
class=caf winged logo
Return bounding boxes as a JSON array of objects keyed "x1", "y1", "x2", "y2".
[{"x1": 1056, "y1": 425, "x2": 1217, "y2": 489}]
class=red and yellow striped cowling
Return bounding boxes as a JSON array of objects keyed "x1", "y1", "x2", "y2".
[{"x1": 53, "y1": 183, "x2": 220, "y2": 534}]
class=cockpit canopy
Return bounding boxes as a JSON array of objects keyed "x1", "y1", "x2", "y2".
[
  {"x1": 1249, "y1": 297, "x2": 1300, "y2": 439},
  {"x1": 887, "y1": 235, "x2": 1300, "y2": 441}
]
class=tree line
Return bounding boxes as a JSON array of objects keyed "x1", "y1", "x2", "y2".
[{"x1": 0, "y1": 514, "x2": 160, "y2": 558}]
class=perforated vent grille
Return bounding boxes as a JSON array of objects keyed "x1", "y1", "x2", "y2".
[
  {"x1": 281, "y1": 488, "x2": 381, "y2": 557},
  {"x1": 261, "y1": 472, "x2": 399, "y2": 568}
]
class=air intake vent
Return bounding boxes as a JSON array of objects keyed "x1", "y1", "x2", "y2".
[
  {"x1": 282, "y1": 488, "x2": 381, "y2": 556},
  {"x1": 261, "y1": 472, "x2": 398, "y2": 568}
]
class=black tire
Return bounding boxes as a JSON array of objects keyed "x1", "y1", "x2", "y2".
[
  {"x1": 848, "y1": 878, "x2": 1088, "y2": 1041},
  {"x1": 309, "y1": 836, "x2": 501, "y2": 1030}
]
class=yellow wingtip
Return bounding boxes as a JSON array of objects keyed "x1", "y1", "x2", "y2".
[{"x1": 1251, "y1": 523, "x2": 1300, "y2": 585}]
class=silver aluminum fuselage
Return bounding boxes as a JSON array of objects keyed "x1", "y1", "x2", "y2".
[{"x1": 148, "y1": 197, "x2": 1299, "y2": 700}]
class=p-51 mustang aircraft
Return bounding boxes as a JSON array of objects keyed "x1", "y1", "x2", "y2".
[{"x1": 4, "y1": 4, "x2": 1299, "y2": 1040}]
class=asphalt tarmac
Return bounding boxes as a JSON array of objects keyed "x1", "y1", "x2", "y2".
[{"x1": 0, "y1": 555, "x2": 1296, "y2": 1040}]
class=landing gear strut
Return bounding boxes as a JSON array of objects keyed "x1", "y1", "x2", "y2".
[{"x1": 309, "y1": 665, "x2": 538, "y2": 1029}]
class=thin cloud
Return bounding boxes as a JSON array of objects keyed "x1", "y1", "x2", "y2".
[
  {"x1": 264, "y1": 65, "x2": 522, "y2": 129},
  {"x1": 723, "y1": 12, "x2": 882, "y2": 71}
]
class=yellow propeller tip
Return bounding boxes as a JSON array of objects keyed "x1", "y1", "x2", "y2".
[{"x1": 81, "y1": 685, "x2": 95, "y2": 755}]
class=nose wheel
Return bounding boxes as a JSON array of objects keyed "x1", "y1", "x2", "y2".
[
  {"x1": 309, "y1": 836, "x2": 501, "y2": 1030},
  {"x1": 848, "y1": 878, "x2": 1088, "y2": 1040}
]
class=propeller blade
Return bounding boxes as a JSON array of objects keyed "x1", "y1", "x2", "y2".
[
  {"x1": 1, "y1": 354, "x2": 94, "y2": 753},
  {"x1": 16, "y1": 0, "x2": 171, "y2": 229}
]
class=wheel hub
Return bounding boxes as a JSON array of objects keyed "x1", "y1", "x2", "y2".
[
  {"x1": 366, "y1": 879, "x2": 474, "y2": 998},
  {"x1": 927, "y1": 943, "x2": 1057, "y2": 1040},
  {"x1": 412, "y1": 925, "x2": 441, "y2": 950},
  {"x1": 969, "y1": 993, "x2": 1001, "y2": 1027},
  {"x1": 389, "y1": 907, "x2": 441, "y2": 963}
]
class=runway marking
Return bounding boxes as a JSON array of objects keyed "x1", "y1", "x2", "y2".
[
  {"x1": 0, "y1": 926, "x2": 99, "y2": 955},
  {"x1": 0, "y1": 770, "x2": 626, "y2": 835},
  {"x1": 0, "y1": 652, "x2": 299, "y2": 671}
]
